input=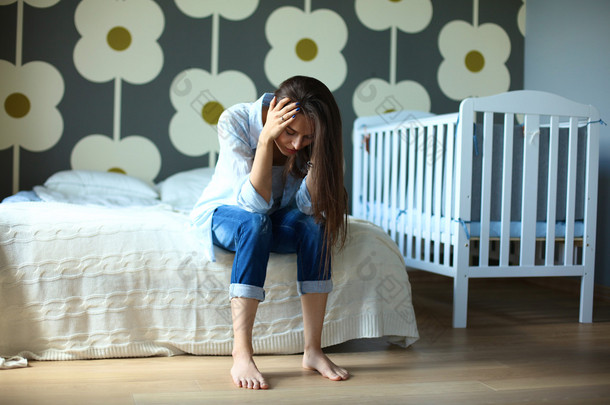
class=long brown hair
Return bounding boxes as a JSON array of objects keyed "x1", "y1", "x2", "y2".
[{"x1": 274, "y1": 76, "x2": 348, "y2": 269}]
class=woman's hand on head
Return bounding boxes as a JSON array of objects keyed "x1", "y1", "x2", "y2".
[{"x1": 260, "y1": 96, "x2": 300, "y2": 145}]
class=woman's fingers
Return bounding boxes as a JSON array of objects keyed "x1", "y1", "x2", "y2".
[
  {"x1": 274, "y1": 97, "x2": 300, "y2": 116},
  {"x1": 272, "y1": 97, "x2": 300, "y2": 125},
  {"x1": 272, "y1": 96, "x2": 289, "y2": 115}
]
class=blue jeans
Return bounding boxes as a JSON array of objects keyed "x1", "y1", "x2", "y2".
[{"x1": 211, "y1": 205, "x2": 332, "y2": 301}]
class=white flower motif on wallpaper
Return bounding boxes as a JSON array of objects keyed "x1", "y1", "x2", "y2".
[
  {"x1": 437, "y1": 21, "x2": 511, "y2": 101},
  {"x1": 518, "y1": 0, "x2": 526, "y2": 36},
  {"x1": 355, "y1": 0, "x2": 432, "y2": 33},
  {"x1": 265, "y1": 6, "x2": 348, "y2": 91},
  {"x1": 70, "y1": 134, "x2": 161, "y2": 182},
  {"x1": 352, "y1": 78, "x2": 430, "y2": 119},
  {"x1": 174, "y1": 0, "x2": 258, "y2": 20},
  {"x1": 0, "y1": 60, "x2": 63, "y2": 152},
  {"x1": 169, "y1": 69, "x2": 257, "y2": 157},
  {"x1": 73, "y1": 0, "x2": 164, "y2": 84},
  {"x1": 0, "y1": 0, "x2": 59, "y2": 6},
  {"x1": 71, "y1": 0, "x2": 164, "y2": 182}
]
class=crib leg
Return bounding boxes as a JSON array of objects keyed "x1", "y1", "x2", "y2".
[
  {"x1": 453, "y1": 275, "x2": 469, "y2": 328},
  {"x1": 579, "y1": 270, "x2": 594, "y2": 323}
]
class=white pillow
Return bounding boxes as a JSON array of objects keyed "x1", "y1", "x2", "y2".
[
  {"x1": 43, "y1": 170, "x2": 159, "y2": 199},
  {"x1": 157, "y1": 167, "x2": 214, "y2": 212},
  {"x1": 33, "y1": 185, "x2": 162, "y2": 207}
]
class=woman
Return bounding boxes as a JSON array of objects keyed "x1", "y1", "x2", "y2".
[{"x1": 191, "y1": 76, "x2": 349, "y2": 389}]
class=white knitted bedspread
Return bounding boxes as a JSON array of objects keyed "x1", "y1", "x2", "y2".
[{"x1": 0, "y1": 202, "x2": 418, "y2": 360}]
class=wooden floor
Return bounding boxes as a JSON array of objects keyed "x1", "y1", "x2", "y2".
[{"x1": 2, "y1": 271, "x2": 609, "y2": 405}]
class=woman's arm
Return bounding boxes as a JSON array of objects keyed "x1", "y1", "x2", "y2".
[
  {"x1": 296, "y1": 175, "x2": 314, "y2": 215},
  {"x1": 305, "y1": 167, "x2": 314, "y2": 197},
  {"x1": 210, "y1": 108, "x2": 268, "y2": 213},
  {"x1": 249, "y1": 131, "x2": 275, "y2": 203}
]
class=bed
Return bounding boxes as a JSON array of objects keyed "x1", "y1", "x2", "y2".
[
  {"x1": 0, "y1": 168, "x2": 419, "y2": 362},
  {"x1": 352, "y1": 90, "x2": 600, "y2": 328}
]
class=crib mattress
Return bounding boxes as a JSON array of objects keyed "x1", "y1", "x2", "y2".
[
  {"x1": 0, "y1": 202, "x2": 418, "y2": 360},
  {"x1": 468, "y1": 220, "x2": 583, "y2": 239},
  {"x1": 381, "y1": 205, "x2": 585, "y2": 240}
]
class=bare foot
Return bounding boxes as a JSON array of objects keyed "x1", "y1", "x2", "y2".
[
  {"x1": 302, "y1": 349, "x2": 350, "y2": 381},
  {"x1": 231, "y1": 353, "x2": 269, "y2": 389}
]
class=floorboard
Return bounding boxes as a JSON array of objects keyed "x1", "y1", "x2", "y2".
[{"x1": 1, "y1": 270, "x2": 609, "y2": 404}]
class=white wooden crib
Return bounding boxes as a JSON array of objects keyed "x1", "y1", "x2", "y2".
[{"x1": 352, "y1": 90, "x2": 600, "y2": 327}]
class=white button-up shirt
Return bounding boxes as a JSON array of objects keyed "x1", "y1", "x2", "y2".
[{"x1": 190, "y1": 93, "x2": 313, "y2": 261}]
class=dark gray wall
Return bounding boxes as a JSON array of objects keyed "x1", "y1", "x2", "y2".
[
  {"x1": 524, "y1": 0, "x2": 610, "y2": 286},
  {"x1": 0, "y1": 0, "x2": 524, "y2": 200}
]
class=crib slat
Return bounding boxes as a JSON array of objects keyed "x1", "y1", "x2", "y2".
[
  {"x1": 415, "y1": 126, "x2": 425, "y2": 260},
  {"x1": 545, "y1": 116, "x2": 560, "y2": 266},
  {"x1": 564, "y1": 117, "x2": 579, "y2": 265},
  {"x1": 423, "y1": 126, "x2": 434, "y2": 263},
  {"x1": 353, "y1": 129, "x2": 364, "y2": 218},
  {"x1": 433, "y1": 125, "x2": 443, "y2": 264},
  {"x1": 478, "y1": 112, "x2": 494, "y2": 267},
  {"x1": 367, "y1": 131, "x2": 377, "y2": 224},
  {"x1": 361, "y1": 131, "x2": 370, "y2": 220},
  {"x1": 499, "y1": 113, "x2": 514, "y2": 267},
  {"x1": 364, "y1": 134, "x2": 371, "y2": 221},
  {"x1": 390, "y1": 128, "x2": 400, "y2": 242},
  {"x1": 357, "y1": 132, "x2": 364, "y2": 219},
  {"x1": 354, "y1": 129, "x2": 369, "y2": 218},
  {"x1": 520, "y1": 114, "x2": 540, "y2": 266},
  {"x1": 375, "y1": 132, "x2": 384, "y2": 228},
  {"x1": 362, "y1": 131, "x2": 370, "y2": 222},
  {"x1": 406, "y1": 126, "x2": 417, "y2": 259},
  {"x1": 382, "y1": 130, "x2": 392, "y2": 233},
  {"x1": 398, "y1": 128, "x2": 408, "y2": 257},
  {"x1": 444, "y1": 122, "x2": 455, "y2": 266}
]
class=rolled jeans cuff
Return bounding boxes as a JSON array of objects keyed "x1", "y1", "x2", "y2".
[
  {"x1": 298, "y1": 280, "x2": 333, "y2": 296},
  {"x1": 230, "y1": 283, "x2": 265, "y2": 302}
]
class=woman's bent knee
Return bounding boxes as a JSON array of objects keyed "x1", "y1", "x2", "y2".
[{"x1": 237, "y1": 212, "x2": 271, "y2": 239}]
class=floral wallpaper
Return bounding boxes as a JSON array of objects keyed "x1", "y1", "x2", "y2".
[{"x1": 0, "y1": 0, "x2": 525, "y2": 200}]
